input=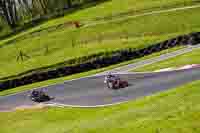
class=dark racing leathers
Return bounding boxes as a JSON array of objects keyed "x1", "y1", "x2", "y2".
[{"x1": 104, "y1": 75, "x2": 120, "y2": 89}]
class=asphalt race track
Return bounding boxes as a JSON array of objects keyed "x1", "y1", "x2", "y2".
[{"x1": 1, "y1": 67, "x2": 200, "y2": 111}]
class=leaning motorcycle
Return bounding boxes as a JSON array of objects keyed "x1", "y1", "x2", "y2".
[
  {"x1": 104, "y1": 77, "x2": 128, "y2": 89},
  {"x1": 29, "y1": 90, "x2": 53, "y2": 103}
]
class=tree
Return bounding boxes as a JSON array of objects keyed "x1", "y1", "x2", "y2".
[
  {"x1": 18, "y1": 0, "x2": 32, "y2": 14},
  {"x1": 17, "y1": 0, "x2": 32, "y2": 21},
  {"x1": 32, "y1": 0, "x2": 49, "y2": 15},
  {"x1": 0, "y1": 0, "x2": 18, "y2": 28},
  {"x1": 66, "y1": 0, "x2": 72, "y2": 8}
]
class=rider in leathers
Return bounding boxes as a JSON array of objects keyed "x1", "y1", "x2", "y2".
[{"x1": 104, "y1": 72, "x2": 120, "y2": 88}]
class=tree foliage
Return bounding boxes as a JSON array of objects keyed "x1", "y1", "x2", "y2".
[
  {"x1": 0, "y1": 0, "x2": 18, "y2": 28},
  {"x1": 0, "y1": 0, "x2": 99, "y2": 28}
]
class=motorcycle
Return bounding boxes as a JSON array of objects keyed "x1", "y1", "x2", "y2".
[
  {"x1": 104, "y1": 75, "x2": 128, "y2": 89},
  {"x1": 29, "y1": 90, "x2": 53, "y2": 103}
]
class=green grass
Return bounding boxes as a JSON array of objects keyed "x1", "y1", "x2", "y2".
[
  {"x1": 33, "y1": 0, "x2": 199, "y2": 30},
  {"x1": 0, "y1": 46, "x2": 183, "y2": 96},
  {"x1": 0, "y1": 35, "x2": 171, "y2": 79},
  {"x1": 0, "y1": 19, "x2": 11, "y2": 37},
  {"x1": 1, "y1": 79, "x2": 200, "y2": 133},
  {"x1": 133, "y1": 47, "x2": 200, "y2": 72},
  {"x1": 1, "y1": 0, "x2": 198, "y2": 43},
  {"x1": 1, "y1": 5, "x2": 200, "y2": 79}
]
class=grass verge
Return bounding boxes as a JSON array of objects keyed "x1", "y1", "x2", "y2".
[
  {"x1": 2, "y1": 5, "x2": 200, "y2": 78},
  {"x1": 134, "y1": 46, "x2": 200, "y2": 72}
]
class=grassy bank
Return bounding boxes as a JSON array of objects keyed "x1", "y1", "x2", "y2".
[
  {"x1": 1, "y1": 6, "x2": 200, "y2": 79},
  {"x1": 1, "y1": 0, "x2": 198, "y2": 43},
  {"x1": 21, "y1": 0, "x2": 200, "y2": 35},
  {"x1": 133, "y1": 46, "x2": 200, "y2": 72},
  {"x1": 1, "y1": 79, "x2": 200, "y2": 133}
]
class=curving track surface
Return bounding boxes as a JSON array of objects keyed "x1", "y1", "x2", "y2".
[{"x1": 1, "y1": 67, "x2": 200, "y2": 111}]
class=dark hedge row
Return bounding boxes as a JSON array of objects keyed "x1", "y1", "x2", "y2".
[{"x1": 1, "y1": 32, "x2": 200, "y2": 91}]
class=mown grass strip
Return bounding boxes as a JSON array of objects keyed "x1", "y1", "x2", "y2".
[{"x1": 134, "y1": 46, "x2": 200, "y2": 72}]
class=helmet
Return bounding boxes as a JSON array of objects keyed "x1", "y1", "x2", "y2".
[{"x1": 107, "y1": 72, "x2": 112, "y2": 77}]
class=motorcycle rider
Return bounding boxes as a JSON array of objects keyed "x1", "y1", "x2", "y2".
[
  {"x1": 104, "y1": 72, "x2": 120, "y2": 88},
  {"x1": 30, "y1": 89, "x2": 48, "y2": 98},
  {"x1": 31, "y1": 90, "x2": 39, "y2": 97},
  {"x1": 30, "y1": 89, "x2": 52, "y2": 102}
]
